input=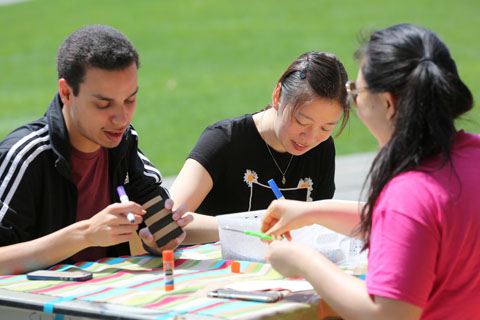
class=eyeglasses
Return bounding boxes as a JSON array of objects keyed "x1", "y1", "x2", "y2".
[{"x1": 345, "y1": 81, "x2": 368, "y2": 106}]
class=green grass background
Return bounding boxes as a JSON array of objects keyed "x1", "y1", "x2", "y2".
[{"x1": 1, "y1": 0, "x2": 479, "y2": 176}]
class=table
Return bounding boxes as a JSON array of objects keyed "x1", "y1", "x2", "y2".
[{"x1": 0, "y1": 243, "x2": 340, "y2": 319}]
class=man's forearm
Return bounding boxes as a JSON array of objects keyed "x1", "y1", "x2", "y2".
[{"x1": 0, "y1": 221, "x2": 89, "y2": 275}]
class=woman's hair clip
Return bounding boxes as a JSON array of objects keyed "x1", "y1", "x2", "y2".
[{"x1": 299, "y1": 61, "x2": 310, "y2": 80}]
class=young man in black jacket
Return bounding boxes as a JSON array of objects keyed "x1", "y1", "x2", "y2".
[{"x1": 0, "y1": 25, "x2": 191, "y2": 274}]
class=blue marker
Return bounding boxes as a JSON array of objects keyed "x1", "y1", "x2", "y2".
[
  {"x1": 268, "y1": 179, "x2": 285, "y2": 200},
  {"x1": 116, "y1": 186, "x2": 135, "y2": 223}
]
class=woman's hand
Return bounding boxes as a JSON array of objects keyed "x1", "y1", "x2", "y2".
[
  {"x1": 266, "y1": 241, "x2": 316, "y2": 278},
  {"x1": 261, "y1": 199, "x2": 315, "y2": 240}
]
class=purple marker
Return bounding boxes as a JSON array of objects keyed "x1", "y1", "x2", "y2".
[{"x1": 116, "y1": 186, "x2": 135, "y2": 223}]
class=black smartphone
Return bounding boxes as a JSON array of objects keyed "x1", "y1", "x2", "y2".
[
  {"x1": 207, "y1": 288, "x2": 283, "y2": 303},
  {"x1": 27, "y1": 270, "x2": 93, "y2": 281}
]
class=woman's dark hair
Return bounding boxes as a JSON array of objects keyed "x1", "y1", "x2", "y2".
[
  {"x1": 267, "y1": 51, "x2": 350, "y2": 136},
  {"x1": 56, "y1": 24, "x2": 139, "y2": 96},
  {"x1": 356, "y1": 24, "x2": 474, "y2": 248}
]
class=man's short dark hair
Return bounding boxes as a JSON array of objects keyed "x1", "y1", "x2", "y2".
[{"x1": 56, "y1": 24, "x2": 140, "y2": 96}]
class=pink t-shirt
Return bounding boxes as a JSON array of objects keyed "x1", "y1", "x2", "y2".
[{"x1": 367, "y1": 131, "x2": 480, "y2": 319}]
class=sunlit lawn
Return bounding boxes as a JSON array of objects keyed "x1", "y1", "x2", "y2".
[{"x1": 1, "y1": 0, "x2": 478, "y2": 175}]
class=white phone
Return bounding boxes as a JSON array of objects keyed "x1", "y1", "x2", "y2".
[
  {"x1": 27, "y1": 270, "x2": 93, "y2": 281},
  {"x1": 208, "y1": 288, "x2": 283, "y2": 303}
]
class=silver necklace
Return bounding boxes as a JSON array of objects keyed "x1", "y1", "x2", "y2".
[{"x1": 260, "y1": 111, "x2": 293, "y2": 185}]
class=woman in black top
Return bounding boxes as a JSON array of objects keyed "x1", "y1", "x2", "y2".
[{"x1": 170, "y1": 51, "x2": 350, "y2": 243}]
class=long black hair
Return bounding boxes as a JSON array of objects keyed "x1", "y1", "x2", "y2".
[{"x1": 357, "y1": 24, "x2": 473, "y2": 248}]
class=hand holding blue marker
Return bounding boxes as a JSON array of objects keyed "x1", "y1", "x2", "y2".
[
  {"x1": 268, "y1": 179, "x2": 285, "y2": 200},
  {"x1": 116, "y1": 186, "x2": 135, "y2": 223}
]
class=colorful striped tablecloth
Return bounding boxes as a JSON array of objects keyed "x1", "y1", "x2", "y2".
[{"x1": 0, "y1": 243, "x2": 321, "y2": 319}]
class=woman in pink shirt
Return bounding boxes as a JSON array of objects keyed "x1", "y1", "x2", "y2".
[{"x1": 261, "y1": 23, "x2": 479, "y2": 319}]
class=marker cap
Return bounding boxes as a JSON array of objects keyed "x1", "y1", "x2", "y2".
[
  {"x1": 162, "y1": 250, "x2": 174, "y2": 261},
  {"x1": 116, "y1": 186, "x2": 127, "y2": 197},
  {"x1": 267, "y1": 179, "x2": 284, "y2": 199},
  {"x1": 231, "y1": 261, "x2": 241, "y2": 273}
]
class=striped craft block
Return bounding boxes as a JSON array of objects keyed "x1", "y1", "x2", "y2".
[{"x1": 142, "y1": 195, "x2": 183, "y2": 248}]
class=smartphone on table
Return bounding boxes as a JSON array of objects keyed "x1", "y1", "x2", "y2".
[
  {"x1": 27, "y1": 270, "x2": 93, "y2": 281},
  {"x1": 208, "y1": 288, "x2": 283, "y2": 303}
]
